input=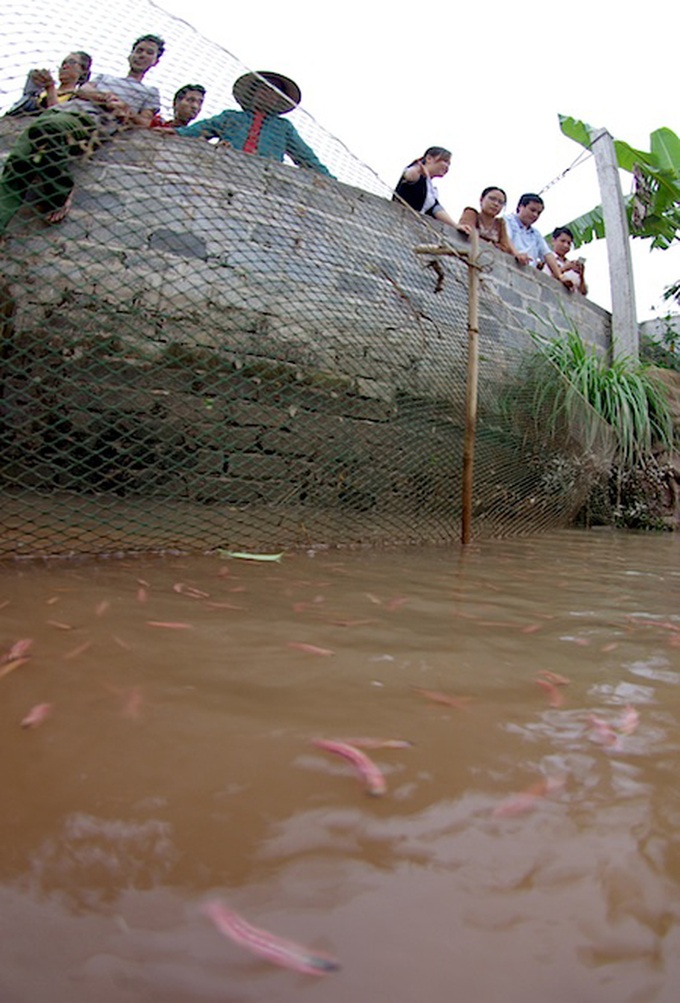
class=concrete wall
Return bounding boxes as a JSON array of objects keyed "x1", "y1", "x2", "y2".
[
  {"x1": 0, "y1": 119, "x2": 614, "y2": 550},
  {"x1": 640, "y1": 315, "x2": 680, "y2": 346},
  {"x1": 0, "y1": 118, "x2": 612, "y2": 382}
]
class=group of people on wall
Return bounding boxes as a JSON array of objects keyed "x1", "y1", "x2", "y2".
[
  {"x1": 0, "y1": 37, "x2": 330, "y2": 235},
  {"x1": 395, "y1": 147, "x2": 587, "y2": 294},
  {"x1": 0, "y1": 37, "x2": 586, "y2": 295}
]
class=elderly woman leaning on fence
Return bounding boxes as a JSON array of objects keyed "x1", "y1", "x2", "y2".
[
  {"x1": 5, "y1": 51, "x2": 92, "y2": 117},
  {"x1": 393, "y1": 147, "x2": 471, "y2": 234},
  {"x1": 458, "y1": 187, "x2": 530, "y2": 263}
]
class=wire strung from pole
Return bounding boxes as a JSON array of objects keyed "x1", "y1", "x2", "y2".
[{"x1": 538, "y1": 148, "x2": 594, "y2": 196}]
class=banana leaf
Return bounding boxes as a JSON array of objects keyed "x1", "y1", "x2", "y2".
[
  {"x1": 557, "y1": 204, "x2": 606, "y2": 247},
  {"x1": 651, "y1": 128, "x2": 680, "y2": 175},
  {"x1": 558, "y1": 115, "x2": 680, "y2": 248}
]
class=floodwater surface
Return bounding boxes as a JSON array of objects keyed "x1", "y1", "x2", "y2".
[{"x1": 1, "y1": 530, "x2": 680, "y2": 1002}]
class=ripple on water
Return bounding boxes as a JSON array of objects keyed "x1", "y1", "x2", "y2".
[{"x1": 627, "y1": 656, "x2": 680, "y2": 685}]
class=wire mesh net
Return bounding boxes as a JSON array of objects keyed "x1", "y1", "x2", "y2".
[{"x1": 0, "y1": 0, "x2": 616, "y2": 558}]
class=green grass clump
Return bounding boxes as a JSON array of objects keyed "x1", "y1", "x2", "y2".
[{"x1": 529, "y1": 326, "x2": 674, "y2": 465}]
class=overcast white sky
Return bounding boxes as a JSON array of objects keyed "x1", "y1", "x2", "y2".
[{"x1": 3, "y1": 0, "x2": 679, "y2": 319}]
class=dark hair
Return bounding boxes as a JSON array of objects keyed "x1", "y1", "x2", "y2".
[
  {"x1": 517, "y1": 192, "x2": 544, "y2": 209},
  {"x1": 72, "y1": 50, "x2": 92, "y2": 84},
  {"x1": 132, "y1": 34, "x2": 165, "y2": 57},
  {"x1": 422, "y1": 146, "x2": 451, "y2": 161},
  {"x1": 174, "y1": 84, "x2": 206, "y2": 104},
  {"x1": 552, "y1": 226, "x2": 574, "y2": 240},
  {"x1": 481, "y1": 186, "x2": 507, "y2": 201}
]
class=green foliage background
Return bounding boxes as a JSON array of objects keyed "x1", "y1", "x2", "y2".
[{"x1": 558, "y1": 116, "x2": 680, "y2": 251}]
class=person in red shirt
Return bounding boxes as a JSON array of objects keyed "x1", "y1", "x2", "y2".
[{"x1": 150, "y1": 84, "x2": 205, "y2": 129}]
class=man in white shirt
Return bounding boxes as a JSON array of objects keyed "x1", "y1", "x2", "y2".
[
  {"x1": 504, "y1": 193, "x2": 573, "y2": 287},
  {"x1": 0, "y1": 34, "x2": 163, "y2": 233}
]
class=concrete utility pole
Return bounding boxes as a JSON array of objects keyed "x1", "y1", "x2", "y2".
[{"x1": 589, "y1": 127, "x2": 638, "y2": 360}]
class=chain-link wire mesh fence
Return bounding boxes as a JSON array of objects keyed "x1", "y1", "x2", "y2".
[{"x1": 0, "y1": 0, "x2": 617, "y2": 557}]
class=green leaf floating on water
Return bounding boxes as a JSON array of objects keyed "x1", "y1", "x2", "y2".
[{"x1": 217, "y1": 550, "x2": 285, "y2": 562}]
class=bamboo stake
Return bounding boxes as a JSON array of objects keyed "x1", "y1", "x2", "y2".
[
  {"x1": 413, "y1": 237, "x2": 482, "y2": 543},
  {"x1": 461, "y1": 229, "x2": 480, "y2": 545}
]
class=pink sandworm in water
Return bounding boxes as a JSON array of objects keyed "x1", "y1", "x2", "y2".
[
  {"x1": 335, "y1": 737, "x2": 413, "y2": 750},
  {"x1": 493, "y1": 775, "x2": 566, "y2": 817},
  {"x1": 410, "y1": 686, "x2": 472, "y2": 710},
  {"x1": 1, "y1": 638, "x2": 33, "y2": 663},
  {"x1": 618, "y1": 705, "x2": 640, "y2": 735},
  {"x1": 20, "y1": 703, "x2": 52, "y2": 729},
  {"x1": 312, "y1": 738, "x2": 387, "y2": 796},
  {"x1": 288, "y1": 642, "x2": 334, "y2": 656},
  {"x1": 201, "y1": 899, "x2": 340, "y2": 975},
  {"x1": 535, "y1": 677, "x2": 564, "y2": 708},
  {"x1": 587, "y1": 705, "x2": 640, "y2": 748},
  {"x1": 145, "y1": 621, "x2": 194, "y2": 629},
  {"x1": 587, "y1": 714, "x2": 622, "y2": 749}
]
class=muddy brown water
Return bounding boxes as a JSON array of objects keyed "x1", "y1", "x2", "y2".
[{"x1": 1, "y1": 529, "x2": 680, "y2": 1003}]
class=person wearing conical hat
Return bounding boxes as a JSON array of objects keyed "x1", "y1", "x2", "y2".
[{"x1": 175, "y1": 70, "x2": 332, "y2": 176}]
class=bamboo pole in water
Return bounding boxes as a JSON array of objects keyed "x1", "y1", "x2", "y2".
[
  {"x1": 413, "y1": 236, "x2": 481, "y2": 544},
  {"x1": 461, "y1": 229, "x2": 480, "y2": 545}
]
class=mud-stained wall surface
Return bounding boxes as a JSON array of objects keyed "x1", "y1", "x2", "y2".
[{"x1": 0, "y1": 121, "x2": 613, "y2": 554}]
